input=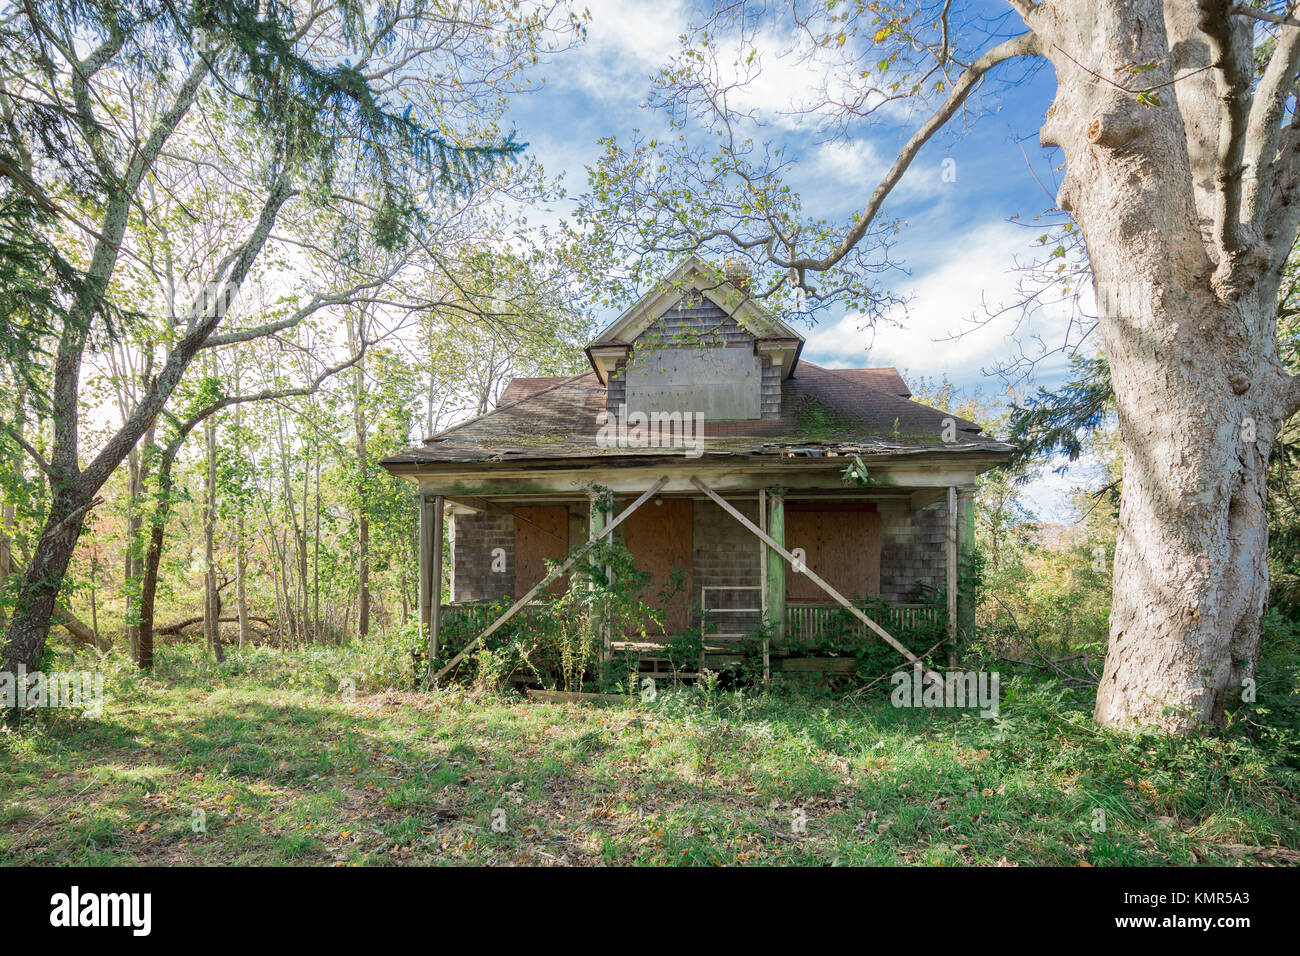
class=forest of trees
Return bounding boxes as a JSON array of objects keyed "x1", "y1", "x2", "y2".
[
  {"x1": 0, "y1": 0, "x2": 592, "y2": 673},
  {"x1": 4, "y1": 0, "x2": 1300, "y2": 743}
]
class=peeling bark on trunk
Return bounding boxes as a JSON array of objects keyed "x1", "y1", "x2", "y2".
[
  {"x1": 1029, "y1": 0, "x2": 1290, "y2": 731},
  {"x1": 1096, "y1": 295, "x2": 1274, "y2": 730}
]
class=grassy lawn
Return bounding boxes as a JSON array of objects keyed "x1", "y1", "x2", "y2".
[{"x1": 2, "y1": 644, "x2": 1298, "y2": 866}]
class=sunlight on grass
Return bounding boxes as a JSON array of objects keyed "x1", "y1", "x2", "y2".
[{"x1": 1, "y1": 642, "x2": 1297, "y2": 866}]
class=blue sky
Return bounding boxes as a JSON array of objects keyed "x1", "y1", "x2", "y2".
[{"x1": 503, "y1": 0, "x2": 1095, "y2": 519}]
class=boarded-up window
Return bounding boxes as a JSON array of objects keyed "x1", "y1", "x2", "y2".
[
  {"x1": 620, "y1": 498, "x2": 693, "y2": 635},
  {"x1": 514, "y1": 506, "x2": 569, "y2": 597},
  {"x1": 785, "y1": 504, "x2": 880, "y2": 602}
]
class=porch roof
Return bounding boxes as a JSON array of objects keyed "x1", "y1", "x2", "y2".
[{"x1": 382, "y1": 362, "x2": 1015, "y2": 471}]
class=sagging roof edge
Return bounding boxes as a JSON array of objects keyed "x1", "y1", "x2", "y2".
[{"x1": 381, "y1": 443, "x2": 1015, "y2": 477}]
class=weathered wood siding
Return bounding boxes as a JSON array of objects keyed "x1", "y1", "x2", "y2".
[
  {"x1": 620, "y1": 497, "x2": 693, "y2": 634},
  {"x1": 607, "y1": 296, "x2": 781, "y2": 422},
  {"x1": 693, "y1": 497, "x2": 763, "y2": 635},
  {"x1": 878, "y1": 500, "x2": 948, "y2": 603},
  {"x1": 448, "y1": 510, "x2": 512, "y2": 602},
  {"x1": 784, "y1": 504, "x2": 881, "y2": 602},
  {"x1": 513, "y1": 505, "x2": 570, "y2": 597}
]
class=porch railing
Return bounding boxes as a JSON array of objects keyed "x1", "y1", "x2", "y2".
[
  {"x1": 438, "y1": 601, "x2": 549, "y2": 633},
  {"x1": 785, "y1": 601, "x2": 942, "y2": 645},
  {"x1": 699, "y1": 585, "x2": 763, "y2": 640},
  {"x1": 440, "y1": 600, "x2": 942, "y2": 644}
]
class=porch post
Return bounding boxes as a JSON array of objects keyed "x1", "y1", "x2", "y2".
[
  {"x1": 765, "y1": 488, "x2": 785, "y2": 642},
  {"x1": 957, "y1": 485, "x2": 976, "y2": 653},
  {"x1": 758, "y1": 489, "x2": 767, "y2": 617},
  {"x1": 430, "y1": 495, "x2": 444, "y2": 685},
  {"x1": 759, "y1": 490, "x2": 769, "y2": 683},
  {"x1": 420, "y1": 494, "x2": 444, "y2": 688},
  {"x1": 431, "y1": 477, "x2": 668, "y2": 684},
  {"x1": 419, "y1": 495, "x2": 433, "y2": 661},
  {"x1": 945, "y1": 486, "x2": 958, "y2": 667},
  {"x1": 589, "y1": 487, "x2": 613, "y2": 661},
  {"x1": 693, "y1": 476, "x2": 933, "y2": 674}
]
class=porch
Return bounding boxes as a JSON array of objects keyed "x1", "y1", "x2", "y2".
[{"x1": 409, "y1": 467, "x2": 978, "y2": 686}]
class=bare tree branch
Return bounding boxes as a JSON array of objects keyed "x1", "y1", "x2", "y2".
[{"x1": 775, "y1": 30, "x2": 1042, "y2": 281}]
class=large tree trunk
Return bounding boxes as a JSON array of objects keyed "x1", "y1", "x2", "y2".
[
  {"x1": 3, "y1": 556, "x2": 110, "y2": 654},
  {"x1": 236, "y1": 511, "x2": 249, "y2": 649},
  {"x1": 1, "y1": 383, "x2": 24, "y2": 635},
  {"x1": 2, "y1": 489, "x2": 93, "y2": 674},
  {"x1": 138, "y1": 515, "x2": 165, "y2": 673},
  {"x1": 123, "y1": 446, "x2": 143, "y2": 661},
  {"x1": 1034, "y1": 0, "x2": 1289, "y2": 732},
  {"x1": 1094, "y1": 293, "x2": 1274, "y2": 731},
  {"x1": 298, "y1": 433, "x2": 310, "y2": 643},
  {"x1": 0, "y1": 486, "x2": 12, "y2": 633},
  {"x1": 137, "y1": 434, "x2": 188, "y2": 672},
  {"x1": 312, "y1": 445, "x2": 321, "y2": 640}
]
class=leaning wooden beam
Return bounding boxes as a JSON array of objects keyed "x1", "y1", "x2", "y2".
[
  {"x1": 691, "y1": 476, "x2": 935, "y2": 673},
  {"x1": 432, "y1": 476, "x2": 669, "y2": 683}
]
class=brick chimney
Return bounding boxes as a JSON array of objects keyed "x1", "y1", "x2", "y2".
[{"x1": 724, "y1": 260, "x2": 752, "y2": 294}]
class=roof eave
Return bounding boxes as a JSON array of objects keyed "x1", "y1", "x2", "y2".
[{"x1": 379, "y1": 441, "x2": 1016, "y2": 475}]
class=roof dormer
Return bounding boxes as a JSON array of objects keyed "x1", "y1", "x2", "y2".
[
  {"x1": 586, "y1": 257, "x2": 803, "y2": 422},
  {"x1": 586, "y1": 256, "x2": 803, "y2": 381}
]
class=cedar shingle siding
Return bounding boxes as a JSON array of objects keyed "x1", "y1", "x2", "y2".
[{"x1": 448, "y1": 511, "x2": 512, "y2": 602}]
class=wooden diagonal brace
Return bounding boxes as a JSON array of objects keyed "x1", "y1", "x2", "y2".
[{"x1": 431, "y1": 476, "x2": 669, "y2": 683}]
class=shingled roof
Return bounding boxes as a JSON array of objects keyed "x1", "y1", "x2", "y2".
[
  {"x1": 498, "y1": 376, "x2": 566, "y2": 405},
  {"x1": 383, "y1": 362, "x2": 1013, "y2": 468}
]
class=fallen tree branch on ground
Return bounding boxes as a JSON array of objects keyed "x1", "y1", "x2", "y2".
[{"x1": 156, "y1": 615, "x2": 272, "y2": 636}]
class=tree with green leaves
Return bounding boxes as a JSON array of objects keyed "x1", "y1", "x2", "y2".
[{"x1": 0, "y1": 0, "x2": 581, "y2": 676}]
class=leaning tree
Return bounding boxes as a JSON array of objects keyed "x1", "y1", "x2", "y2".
[{"x1": 578, "y1": 0, "x2": 1300, "y2": 733}]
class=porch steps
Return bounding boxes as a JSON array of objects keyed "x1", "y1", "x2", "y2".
[{"x1": 609, "y1": 639, "x2": 747, "y2": 682}]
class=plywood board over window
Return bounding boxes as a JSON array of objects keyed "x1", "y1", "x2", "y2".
[
  {"x1": 785, "y1": 504, "x2": 881, "y2": 602},
  {"x1": 514, "y1": 506, "x2": 570, "y2": 598},
  {"x1": 620, "y1": 497, "x2": 693, "y2": 635}
]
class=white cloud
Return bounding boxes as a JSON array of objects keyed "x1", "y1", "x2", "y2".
[
  {"x1": 706, "y1": 21, "x2": 917, "y2": 129},
  {"x1": 803, "y1": 220, "x2": 1077, "y2": 385},
  {"x1": 811, "y1": 139, "x2": 884, "y2": 180},
  {"x1": 803, "y1": 221, "x2": 1094, "y2": 522},
  {"x1": 805, "y1": 139, "x2": 946, "y2": 206},
  {"x1": 562, "y1": 0, "x2": 689, "y2": 100}
]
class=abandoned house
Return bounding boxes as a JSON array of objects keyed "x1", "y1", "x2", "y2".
[{"x1": 381, "y1": 256, "x2": 1014, "y2": 680}]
